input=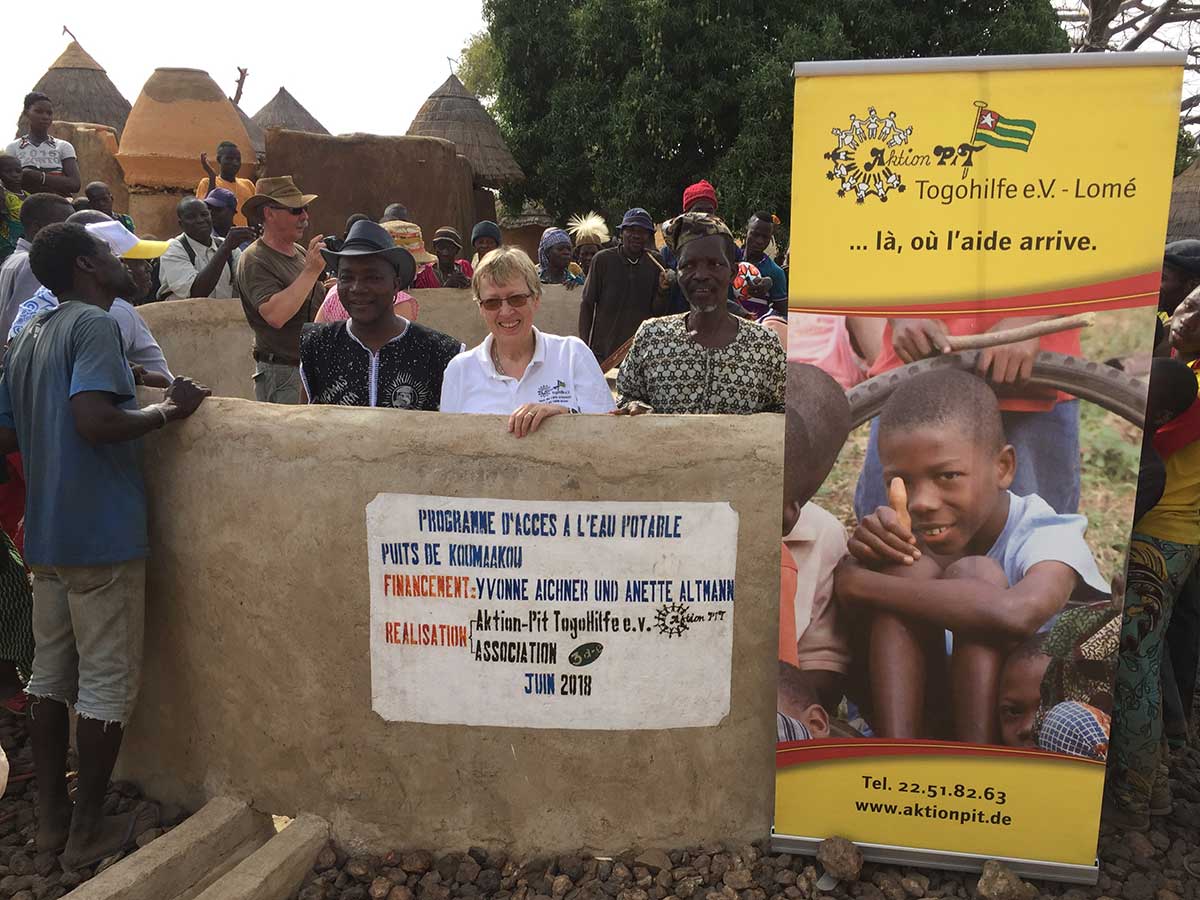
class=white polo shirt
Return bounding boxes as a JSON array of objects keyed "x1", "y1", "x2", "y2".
[{"x1": 440, "y1": 328, "x2": 616, "y2": 415}]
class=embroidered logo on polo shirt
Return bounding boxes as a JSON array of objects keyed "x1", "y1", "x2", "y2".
[{"x1": 537, "y1": 380, "x2": 572, "y2": 404}]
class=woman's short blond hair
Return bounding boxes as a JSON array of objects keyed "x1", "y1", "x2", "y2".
[{"x1": 472, "y1": 246, "x2": 541, "y2": 301}]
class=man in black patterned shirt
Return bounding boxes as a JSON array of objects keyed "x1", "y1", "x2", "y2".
[{"x1": 299, "y1": 221, "x2": 463, "y2": 408}]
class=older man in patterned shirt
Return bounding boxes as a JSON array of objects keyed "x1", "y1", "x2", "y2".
[{"x1": 614, "y1": 212, "x2": 785, "y2": 415}]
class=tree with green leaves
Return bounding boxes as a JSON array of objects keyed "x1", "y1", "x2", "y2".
[
  {"x1": 458, "y1": 31, "x2": 500, "y2": 104},
  {"x1": 485, "y1": 0, "x2": 1068, "y2": 243}
]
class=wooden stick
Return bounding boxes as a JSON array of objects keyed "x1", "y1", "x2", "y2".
[
  {"x1": 600, "y1": 335, "x2": 637, "y2": 372},
  {"x1": 945, "y1": 313, "x2": 1094, "y2": 352}
]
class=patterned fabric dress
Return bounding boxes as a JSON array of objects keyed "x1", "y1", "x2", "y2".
[
  {"x1": 299, "y1": 320, "x2": 463, "y2": 410},
  {"x1": 0, "y1": 192, "x2": 22, "y2": 264},
  {"x1": 615, "y1": 314, "x2": 786, "y2": 414},
  {"x1": 1108, "y1": 533, "x2": 1200, "y2": 814},
  {"x1": 1032, "y1": 601, "x2": 1120, "y2": 760},
  {"x1": 0, "y1": 528, "x2": 33, "y2": 683}
]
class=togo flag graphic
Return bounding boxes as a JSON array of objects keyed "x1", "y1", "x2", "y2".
[{"x1": 973, "y1": 104, "x2": 1036, "y2": 151}]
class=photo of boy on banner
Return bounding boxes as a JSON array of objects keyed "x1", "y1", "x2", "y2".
[{"x1": 779, "y1": 317, "x2": 1147, "y2": 761}]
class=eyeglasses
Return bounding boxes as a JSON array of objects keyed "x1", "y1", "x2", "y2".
[
  {"x1": 267, "y1": 204, "x2": 308, "y2": 216},
  {"x1": 478, "y1": 292, "x2": 533, "y2": 312}
]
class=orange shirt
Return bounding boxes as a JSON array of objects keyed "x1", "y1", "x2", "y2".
[
  {"x1": 869, "y1": 315, "x2": 1082, "y2": 412},
  {"x1": 196, "y1": 176, "x2": 257, "y2": 227}
]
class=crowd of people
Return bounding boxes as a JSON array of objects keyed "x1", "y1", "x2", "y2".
[
  {"x1": 0, "y1": 89, "x2": 791, "y2": 866},
  {"x1": 0, "y1": 78, "x2": 1193, "y2": 873}
]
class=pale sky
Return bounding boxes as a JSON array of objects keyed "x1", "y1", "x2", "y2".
[{"x1": 4, "y1": 3, "x2": 486, "y2": 139}]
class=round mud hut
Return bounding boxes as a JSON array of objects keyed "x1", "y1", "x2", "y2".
[
  {"x1": 252, "y1": 87, "x2": 330, "y2": 136},
  {"x1": 15, "y1": 41, "x2": 131, "y2": 139},
  {"x1": 117, "y1": 68, "x2": 253, "y2": 237},
  {"x1": 407, "y1": 74, "x2": 523, "y2": 190}
]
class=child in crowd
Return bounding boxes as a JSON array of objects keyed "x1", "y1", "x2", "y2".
[
  {"x1": 778, "y1": 661, "x2": 832, "y2": 742},
  {"x1": 778, "y1": 363, "x2": 852, "y2": 740},
  {"x1": 996, "y1": 600, "x2": 1119, "y2": 754},
  {"x1": 834, "y1": 369, "x2": 1109, "y2": 744},
  {"x1": 1108, "y1": 357, "x2": 1200, "y2": 830}
]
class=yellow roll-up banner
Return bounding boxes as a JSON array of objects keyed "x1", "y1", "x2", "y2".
[{"x1": 778, "y1": 52, "x2": 1183, "y2": 885}]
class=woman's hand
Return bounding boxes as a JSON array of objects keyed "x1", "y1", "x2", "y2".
[
  {"x1": 508, "y1": 402, "x2": 570, "y2": 437},
  {"x1": 610, "y1": 402, "x2": 653, "y2": 416},
  {"x1": 19, "y1": 168, "x2": 45, "y2": 192}
]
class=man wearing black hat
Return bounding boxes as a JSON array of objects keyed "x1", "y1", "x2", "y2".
[
  {"x1": 299, "y1": 220, "x2": 464, "y2": 409},
  {"x1": 1158, "y1": 240, "x2": 1200, "y2": 356},
  {"x1": 578, "y1": 207, "x2": 668, "y2": 365}
]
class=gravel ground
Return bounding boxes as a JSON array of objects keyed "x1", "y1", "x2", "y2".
[
  {"x1": 0, "y1": 706, "x2": 1184, "y2": 900},
  {"x1": 0, "y1": 707, "x2": 186, "y2": 899},
  {"x1": 292, "y1": 823, "x2": 1194, "y2": 900},
  {"x1": 295, "y1": 743, "x2": 1200, "y2": 900}
]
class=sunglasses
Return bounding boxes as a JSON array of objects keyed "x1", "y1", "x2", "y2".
[
  {"x1": 267, "y1": 204, "x2": 308, "y2": 216},
  {"x1": 477, "y1": 292, "x2": 533, "y2": 312}
]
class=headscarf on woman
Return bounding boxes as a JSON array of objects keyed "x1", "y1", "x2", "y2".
[{"x1": 537, "y1": 227, "x2": 584, "y2": 286}]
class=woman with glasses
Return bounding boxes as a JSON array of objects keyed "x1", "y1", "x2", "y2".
[{"x1": 440, "y1": 247, "x2": 614, "y2": 436}]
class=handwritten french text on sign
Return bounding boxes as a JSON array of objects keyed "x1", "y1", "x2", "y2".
[{"x1": 367, "y1": 495, "x2": 739, "y2": 729}]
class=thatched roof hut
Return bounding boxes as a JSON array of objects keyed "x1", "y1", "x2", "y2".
[
  {"x1": 15, "y1": 42, "x2": 131, "y2": 139},
  {"x1": 234, "y1": 104, "x2": 267, "y2": 156},
  {"x1": 252, "y1": 88, "x2": 330, "y2": 136},
  {"x1": 407, "y1": 74, "x2": 523, "y2": 189},
  {"x1": 1169, "y1": 159, "x2": 1200, "y2": 243}
]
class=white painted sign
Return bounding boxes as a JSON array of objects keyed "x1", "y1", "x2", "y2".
[{"x1": 367, "y1": 494, "x2": 739, "y2": 729}]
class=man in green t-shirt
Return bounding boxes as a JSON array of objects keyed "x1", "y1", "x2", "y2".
[{"x1": 235, "y1": 176, "x2": 325, "y2": 404}]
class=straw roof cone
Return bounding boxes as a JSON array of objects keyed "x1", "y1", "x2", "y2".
[
  {"x1": 235, "y1": 104, "x2": 267, "y2": 155},
  {"x1": 15, "y1": 42, "x2": 131, "y2": 139},
  {"x1": 407, "y1": 74, "x2": 523, "y2": 189},
  {"x1": 252, "y1": 87, "x2": 330, "y2": 136},
  {"x1": 1168, "y1": 158, "x2": 1200, "y2": 243},
  {"x1": 117, "y1": 68, "x2": 253, "y2": 189}
]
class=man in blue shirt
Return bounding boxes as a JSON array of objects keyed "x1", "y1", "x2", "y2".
[{"x1": 0, "y1": 222, "x2": 209, "y2": 868}]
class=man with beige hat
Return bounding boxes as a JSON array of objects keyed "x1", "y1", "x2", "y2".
[{"x1": 235, "y1": 176, "x2": 325, "y2": 403}]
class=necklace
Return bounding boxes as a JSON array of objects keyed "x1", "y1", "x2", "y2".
[{"x1": 491, "y1": 335, "x2": 536, "y2": 378}]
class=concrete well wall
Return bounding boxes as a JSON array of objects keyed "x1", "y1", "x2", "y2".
[
  {"x1": 117, "y1": 400, "x2": 781, "y2": 854},
  {"x1": 138, "y1": 286, "x2": 584, "y2": 401}
]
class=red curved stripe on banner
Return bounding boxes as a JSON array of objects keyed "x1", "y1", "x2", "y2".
[
  {"x1": 775, "y1": 737, "x2": 1105, "y2": 769},
  {"x1": 788, "y1": 271, "x2": 1160, "y2": 316}
]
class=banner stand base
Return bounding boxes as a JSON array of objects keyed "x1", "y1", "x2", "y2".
[{"x1": 770, "y1": 832, "x2": 1099, "y2": 886}]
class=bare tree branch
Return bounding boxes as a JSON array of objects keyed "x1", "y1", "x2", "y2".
[{"x1": 1124, "y1": 0, "x2": 1182, "y2": 50}]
